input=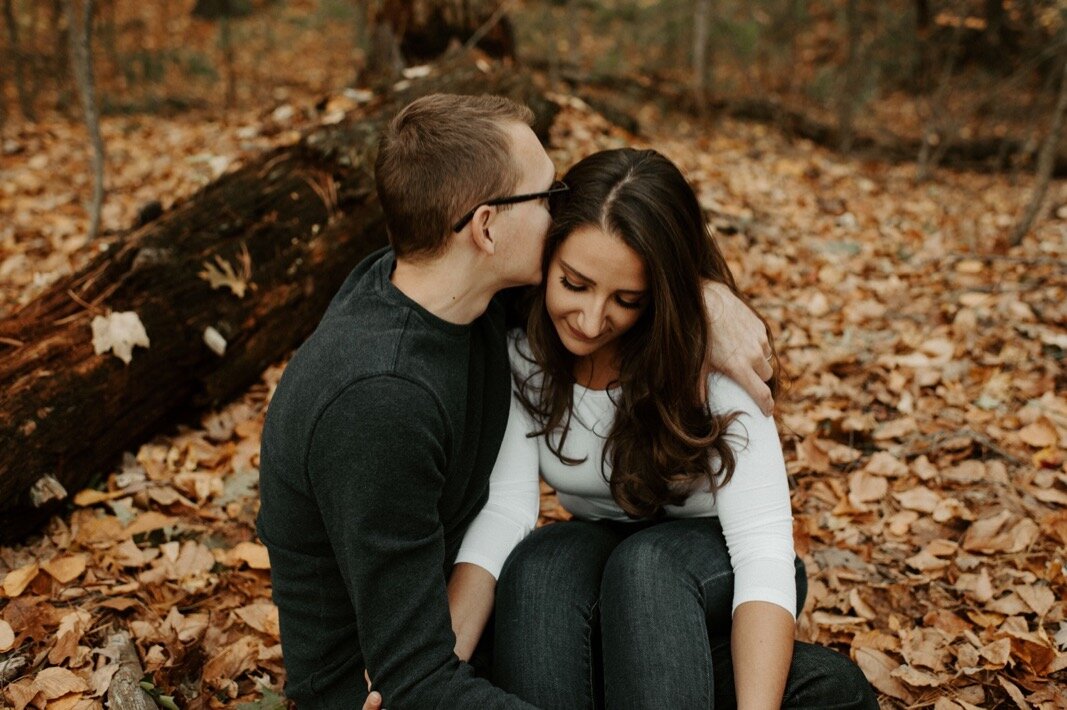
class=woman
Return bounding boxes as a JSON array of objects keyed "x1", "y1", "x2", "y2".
[{"x1": 466, "y1": 148, "x2": 876, "y2": 709}]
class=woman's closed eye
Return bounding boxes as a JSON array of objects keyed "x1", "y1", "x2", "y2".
[{"x1": 559, "y1": 276, "x2": 644, "y2": 310}]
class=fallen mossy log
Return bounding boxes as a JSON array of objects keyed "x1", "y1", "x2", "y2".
[{"x1": 0, "y1": 56, "x2": 558, "y2": 542}]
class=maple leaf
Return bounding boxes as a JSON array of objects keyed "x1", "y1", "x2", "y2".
[{"x1": 91, "y1": 310, "x2": 150, "y2": 364}]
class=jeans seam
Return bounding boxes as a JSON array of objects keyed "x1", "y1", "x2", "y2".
[
  {"x1": 584, "y1": 598, "x2": 599, "y2": 710},
  {"x1": 696, "y1": 569, "x2": 732, "y2": 596}
]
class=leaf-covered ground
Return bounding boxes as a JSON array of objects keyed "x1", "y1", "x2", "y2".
[{"x1": 2, "y1": 74, "x2": 1066, "y2": 710}]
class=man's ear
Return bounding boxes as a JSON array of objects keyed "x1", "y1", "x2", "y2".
[{"x1": 471, "y1": 205, "x2": 495, "y2": 256}]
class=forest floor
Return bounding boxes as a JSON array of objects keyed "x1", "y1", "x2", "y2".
[{"x1": 2, "y1": 10, "x2": 1067, "y2": 710}]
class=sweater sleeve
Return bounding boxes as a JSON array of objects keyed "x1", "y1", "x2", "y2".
[
  {"x1": 454, "y1": 386, "x2": 541, "y2": 579},
  {"x1": 307, "y1": 376, "x2": 537, "y2": 709},
  {"x1": 707, "y1": 375, "x2": 798, "y2": 620}
]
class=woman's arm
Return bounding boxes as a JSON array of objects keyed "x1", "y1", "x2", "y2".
[
  {"x1": 732, "y1": 602, "x2": 795, "y2": 710},
  {"x1": 708, "y1": 374, "x2": 797, "y2": 709},
  {"x1": 702, "y1": 282, "x2": 774, "y2": 416},
  {"x1": 450, "y1": 386, "x2": 541, "y2": 657},
  {"x1": 447, "y1": 563, "x2": 498, "y2": 661}
]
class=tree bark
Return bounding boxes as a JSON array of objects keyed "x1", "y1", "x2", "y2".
[
  {"x1": 837, "y1": 0, "x2": 862, "y2": 153},
  {"x1": 3, "y1": 0, "x2": 36, "y2": 120},
  {"x1": 67, "y1": 0, "x2": 105, "y2": 241},
  {"x1": 0, "y1": 56, "x2": 558, "y2": 542},
  {"x1": 1011, "y1": 52, "x2": 1067, "y2": 245},
  {"x1": 691, "y1": 0, "x2": 712, "y2": 116}
]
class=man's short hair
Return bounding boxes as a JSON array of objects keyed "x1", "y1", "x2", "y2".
[{"x1": 374, "y1": 94, "x2": 535, "y2": 260}]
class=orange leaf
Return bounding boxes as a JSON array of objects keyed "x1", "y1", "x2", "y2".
[
  {"x1": 42, "y1": 554, "x2": 87, "y2": 584},
  {"x1": 0, "y1": 619, "x2": 14, "y2": 652},
  {"x1": 1019, "y1": 418, "x2": 1058, "y2": 448},
  {"x1": 853, "y1": 648, "x2": 915, "y2": 702},
  {"x1": 2, "y1": 563, "x2": 39, "y2": 598}
]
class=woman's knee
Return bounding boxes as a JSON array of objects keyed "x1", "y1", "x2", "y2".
[
  {"x1": 602, "y1": 519, "x2": 731, "y2": 595},
  {"x1": 498, "y1": 521, "x2": 620, "y2": 603}
]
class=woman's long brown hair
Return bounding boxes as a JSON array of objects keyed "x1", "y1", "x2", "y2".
[{"x1": 516, "y1": 148, "x2": 780, "y2": 519}]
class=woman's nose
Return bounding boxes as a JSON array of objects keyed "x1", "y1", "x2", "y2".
[{"x1": 576, "y1": 303, "x2": 605, "y2": 338}]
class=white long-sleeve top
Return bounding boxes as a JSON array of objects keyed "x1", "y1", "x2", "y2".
[{"x1": 456, "y1": 331, "x2": 796, "y2": 618}]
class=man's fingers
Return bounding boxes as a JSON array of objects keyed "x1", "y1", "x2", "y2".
[
  {"x1": 364, "y1": 669, "x2": 372, "y2": 690},
  {"x1": 362, "y1": 691, "x2": 383, "y2": 710}
]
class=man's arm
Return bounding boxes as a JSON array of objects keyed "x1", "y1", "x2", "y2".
[
  {"x1": 703, "y1": 282, "x2": 775, "y2": 415},
  {"x1": 310, "y1": 377, "x2": 537, "y2": 709}
]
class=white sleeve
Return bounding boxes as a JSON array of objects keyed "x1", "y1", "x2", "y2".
[
  {"x1": 709, "y1": 375, "x2": 797, "y2": 619},
  {"x1": 453, "y1": 386, "x2": 541, "y2": 580}
]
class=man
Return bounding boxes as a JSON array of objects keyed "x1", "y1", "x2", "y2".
[{"x1": 257, "y1": 93, "x2": 773, "y2": 709}]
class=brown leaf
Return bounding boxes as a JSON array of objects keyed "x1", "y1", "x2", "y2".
[
  {"x1": 890, "y1": 664, "x2": 943, "y2": 687},
  {"x1": 997, "y1": 675, "x2": 1030, "y2": 709},
  {"x1": 0, "y1": 619, "x2": 14, "y2": 652},
  {"x1": 88, "y1": 663, "x2": 119, "y2": 698},
  {"x1": 978, "y1": 637, "x2": 1011, "y2": 668},
  {"x1": 1015, "y1": 583, "x2": 1056, "y2": 616},
  {"x1": 235, "y1": 603, "x2": 280, "y2": 638},
  {"x1": 42, "y1": 554, "x2": 87, "y2": 584},
  {"x1": 2, "y1": 562, "x2": 39, "y2": 598},
  {"x1": 32, "y1": 667, "x2": 89, "y2": 700},
  {"x1": 229, "y1": 541, "x2": 271, "y2": 570},
  {"x1": 864, "y1": 451, "x2": 908, "y2": 477},
  {"x1": 3, "y1": 678, "x2": 42, "y2": 710},
  {"x1": 1019, "y1": 418, "x2": 1058, "y2": 448},
  {"x1": 853, "y1": 647, "x2": 915, "y2": 702},
  {"x1": 893, "y1": 485, "x2": 941, "y2": 513},
  {"x1": 124, "y1": 511, "x2": 177, "y2": 537},
  {"x1": 848, "y1": 469, "x2": 887, "y2": 504},
  {"x1": 202, "y1": 634, "x2": 259, "y2": 690}
]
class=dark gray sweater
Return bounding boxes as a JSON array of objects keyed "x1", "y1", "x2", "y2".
[{"x1": 257, "y1": 249, "x2": 537, "y2": 709}]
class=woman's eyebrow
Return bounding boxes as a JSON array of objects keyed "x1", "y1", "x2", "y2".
[{"x1": 559, "y1": 261, "x2": 646, "y2": 295}]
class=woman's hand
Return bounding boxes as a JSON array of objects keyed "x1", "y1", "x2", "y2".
[{"x1": 702, "y1": 282, "x2": 774, "y2": 415}]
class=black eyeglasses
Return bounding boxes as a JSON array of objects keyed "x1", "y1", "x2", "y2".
[{"x1": 452, "y1": 180, "x2": 570, "y2": 232}]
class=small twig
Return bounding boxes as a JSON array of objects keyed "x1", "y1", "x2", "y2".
[
  {"x1": 464, "y1": 0, "x2": 513, "y2": 51},
  {"x1": 898, "y1": 428, "x2": 1026, "y2": 466},
  {"x1": 106, "y1": 631, "x2": 158, "y2": 710},
  {"x1": 0, "y1": 336, "x2": 25, "y2": 347},
  {"x1": 0, "y1": 654, "x2": 30, "y2": 684},
  {"x1": 942, "y1": 252, "x2": 1067, "y2": 267}
]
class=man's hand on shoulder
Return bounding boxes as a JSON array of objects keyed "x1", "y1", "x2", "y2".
[{"x1": 702, "y1": 281, "x2": 774, "y2": 416}]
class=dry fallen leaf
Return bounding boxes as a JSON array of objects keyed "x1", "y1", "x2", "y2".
[
  {"x1": 229, "y1": 541, "x2": 271, "y2": 570},
  {"x1": 3, "y1": 562, "x2": 39, "y2": 598},
  {"x1": 854, "y1": 647, "x2": 915, "y2": 702},
  {"x1": 32, "y1": 667, "x2": 90, "y2": 699},
  {"x1": 42, "y1": 554, "x2": 88, "y2": 584},
  {"x1": 1018, "y1": 418, "x2": 1058, "y2": 448},
  {"x1": 0, "y1": 619, "x2": 14, "y2": 651},
  {"x1": 90, "y1": 310, "x2": 150, "y2": 364}
]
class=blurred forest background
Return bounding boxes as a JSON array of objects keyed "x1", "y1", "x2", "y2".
[{"x1": 1, "y1": 1, "x2": 1066, "y2": 709}]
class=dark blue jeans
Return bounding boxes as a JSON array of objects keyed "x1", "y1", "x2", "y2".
[{"x1": 492, "y1": 518, "x2": 878, "y2": 709}]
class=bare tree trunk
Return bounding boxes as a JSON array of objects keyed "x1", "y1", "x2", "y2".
[
  {"x1": 220, "y1": 14, "x2": 236, "y2": 108},
  {"x1": 916, "y1": 19, "x2": 965, "y2": 182},
  {"x1": 3, "y1": 0, "x2": 36, "y2": 120},
  {"x1": 837, "y1": 0, "x2": 862, "y2": 153},
  {"x1": 1011, "y1": 52, "x2": 1067, "y2": 246},
  {"x1": 691, "y1": 0, "x2": 712, "y2": 116},
  {"x1": 67, "y1": 0, "x2": 105, "y2": 241}
]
